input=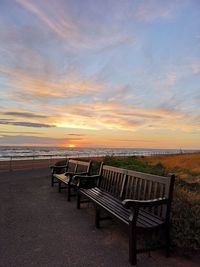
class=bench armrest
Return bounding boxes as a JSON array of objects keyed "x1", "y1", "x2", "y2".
[
  {"x1": 73, "y1": 174, "x2": 101, "y2": 188},
  {"x1": 122, "y1": 197, "x2": 169, "y2": 209},
  {"x1": 64, "y1": 172, "x2": 89, "y2": 183},
  {"x1": 50, "y1": 165, "x2": 68, "y2": 174},
  {"x1": 65, "y1": 171, "x2": 88, "y2": 177},
  {"x1": 50, "y1": 165, "x2": 68, "y2": 169}
]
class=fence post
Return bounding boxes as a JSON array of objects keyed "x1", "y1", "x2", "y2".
[
  {"x1": 32, "y1": 156, "x2": 35, "y2": 169},
  {"x1": 10, "y1": 156, "x2": 12, "y2": 172}
]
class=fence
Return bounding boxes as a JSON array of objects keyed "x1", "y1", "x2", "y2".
[
  {"x1": 0, "y1": 150, "x2": 194, "y2": 172},
  {"x1": 0, "y1": 156, "x2": 66, "y2": 172}
]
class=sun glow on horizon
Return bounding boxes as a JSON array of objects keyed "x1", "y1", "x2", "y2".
[{"x1": 68, "y1": 144, "x2": 76, "y2": 148}]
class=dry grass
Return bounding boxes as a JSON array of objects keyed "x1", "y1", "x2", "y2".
[
  {"x1": 143, "y1": 153, "x2": 200, "y2": 170},
  {"x1": 141, "y1": 153, "x2": 200, "y2": 248},
  {"x1": 141, "y1": 153, "x2": 200, "y2": 184}
]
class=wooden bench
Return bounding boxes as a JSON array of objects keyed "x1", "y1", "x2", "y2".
[
  {"x1": 51, "y1": 159, "x2": 92, "y2": 201},
  {"x1": 50, "y1": 158, "x2": 69, "y2": 186},
  {"x1": 76, "y1": 164, "x2": 175, "y2": 265}
]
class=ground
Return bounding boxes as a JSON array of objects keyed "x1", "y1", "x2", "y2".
[{"x1": 0, "y1": 168, "x2": 199, "y2": 267}]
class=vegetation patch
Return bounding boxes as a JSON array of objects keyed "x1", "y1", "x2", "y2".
[{"x1": 103, "y1": 155, "x2": 166, "y2": 175}]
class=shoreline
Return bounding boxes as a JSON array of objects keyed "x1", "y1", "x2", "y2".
[{"x1": 0, "y1": 152, "x2": 199, "y2": 172}]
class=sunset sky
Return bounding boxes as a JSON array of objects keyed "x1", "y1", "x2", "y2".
[{"x1": 0, "y1": 0, "x2": 199, "y2": 148}]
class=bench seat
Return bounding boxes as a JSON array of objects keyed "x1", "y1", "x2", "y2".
[
  {"x1": 54, "y1": 173, "x2": 70, "y2": 184},
  {"x1": 79, "y1": 187, "x2": 164, "y2": 228}
]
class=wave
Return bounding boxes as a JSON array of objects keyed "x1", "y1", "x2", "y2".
[{"x1": 0, "y1": 146, "x2": 199, "y2": 161}]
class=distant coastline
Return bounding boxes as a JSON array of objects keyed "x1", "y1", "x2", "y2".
[
  {"x1": 0, "y1": 146, "x2": 199, "y2": 161},
  {"x1": 0, "y1": 146, "x2": 199, "y2": 172}
]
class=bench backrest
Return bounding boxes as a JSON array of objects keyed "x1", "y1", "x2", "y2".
[
  {"x1": 124, "y1": 170, "x2": 174, "y2": 218},
  {"x1": 98, "y1": 165, "x2": 127, "y2": 199},
  {"x1": 98, "y1": 164, "x2": 175, "y2": 219},
  {"x1": 67, "y1": 159, "x2": 92, "y2": 174}
]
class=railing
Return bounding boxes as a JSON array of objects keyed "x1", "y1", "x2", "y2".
[
  {"x1": 0, "y1": 150, "x2": 198, "y2": 172},
  {"x1": 0, "y1": 154, "x2": 67, "y2": 172}
]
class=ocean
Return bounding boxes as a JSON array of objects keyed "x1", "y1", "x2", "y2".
[{"x1": 0, "y1": 146, "x2": 198, "y2": 161}]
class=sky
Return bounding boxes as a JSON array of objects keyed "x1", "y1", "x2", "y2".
[{"x1": 0, "y1": 0, "x2": 199, "y2": 149}]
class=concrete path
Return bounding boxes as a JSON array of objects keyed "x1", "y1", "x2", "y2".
[{"x1": 0, "y1": 169, "x2": 198, "y2": 267}]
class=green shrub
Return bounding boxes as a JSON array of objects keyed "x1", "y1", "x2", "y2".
[
  {"x1": 91, "y1": 161, "x2": 102, "y2": 175},
  {"x1": 103, "y1": 156, "x2": 166, "y2": 175},
  {"x1": 172, "y1": 186, "x2": 200, "y2": 250},
  {"x1": 54, "y1": 159, "x2": 67, "y2": 166}
]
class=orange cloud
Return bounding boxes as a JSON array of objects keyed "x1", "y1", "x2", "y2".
[
  {"x1": 0, "y1": 66, "x2": 104, "y2": 101},
  {"x1": 51, "y1": 101, "x2": 185, "y2": 132},
  {"x1": 1, "y1": 60, "x2": 196, "y2": 134}
]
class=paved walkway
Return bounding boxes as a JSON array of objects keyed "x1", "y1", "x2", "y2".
[{"x1": 0, "y1": 168, "x2": 198, "y2": 267}]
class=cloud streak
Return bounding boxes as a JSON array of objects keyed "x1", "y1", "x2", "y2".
[
  {"x1": 0, "y1": 135, "x2": 66, "y2": 145},
  {"x1": 0, "y1": 66, "x2": 106, "y2": 103},
  {"x1": 135, "y1": 0, "x2": 187, "y2": 22},
  {"x1": 0, "y1": 120, "x2": 55, "y2": 128},
  {"x1": 3, "y1": 112, "x2": 47, "y2": 119},
  {"x1": 0, "y1": 130, "x2": 40, "y2": 135},
  {"x1": 52, "y1": 101, "x2": 193, "y2": 132},
  {"x1": 16, "y1": 0, "x2": 135, "y2": 51},
  {"x1": 0, "y1": 134, "x2": 84, "y2": 146}
]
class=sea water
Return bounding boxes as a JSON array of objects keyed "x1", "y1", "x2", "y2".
[{"x1": 0, "y1": 146, "x2": 198, "y2": 161}]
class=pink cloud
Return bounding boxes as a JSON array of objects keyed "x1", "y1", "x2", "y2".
[{"x1": 136, "y1": 0, "x2": 187, "y2": 22}]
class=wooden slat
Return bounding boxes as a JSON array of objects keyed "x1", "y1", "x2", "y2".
[
  {"x1": 54, "y1": 174, "x2": 70, "y2": 184},
  {"x1": 160, "y1": 184, "x2": 166, "y2": 218},
  {"x1": 120, "y1": 171, "x2": 127, "y2": 199},
  {"x1": 80, "y1": 188, "x2": 130, "y2": 215},
  {"x1": 80, "y1": 189, "x2": 130, "y2": 223},
  {"x1": 79, "y1": 164, "x2": 172, "y2": 229},
  {"x1": 137, "y1": 178, "x2": 142, "y2": 200},
  {"x1": 79, "y1": 187, "x2": 164, "y2": 228},
  {"x1": 143, "y1": 179, "x2": 147, "y2": 200},
  {"x1": 133, "y1": 177, "x2": 138, "y2": 199},
  {"x1": 127, "y1": 169, "x2": 169, "y2": 185},
  {"x1": 147, "y1": 180, "x2": 152, "y2": 200},
  {"x1": 100, "y1": 168, "x2": 126, "y2": 199}
]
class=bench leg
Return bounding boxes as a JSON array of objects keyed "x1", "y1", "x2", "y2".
[
  {"x1": 58, "y1": 181, "x2": 62, "y2": 192},
  {"x1": 95, "y1": 207, "x2": 100, "y2": 228},
  {"x1": 165, "y1": 223, "x2": 171, "y2": 257},
  {"x1": 51, "y1": 175, "x2": 54, "y2": 187},
  {"x1": 77, "y1": 192, "x2": 80, "y2": 209},
  {"x1": 129, "y1": 221, "x2": 137, "y2": 265},
  {"x1": 67, "y1": 184, "x2": 71, "y2": 202}
]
